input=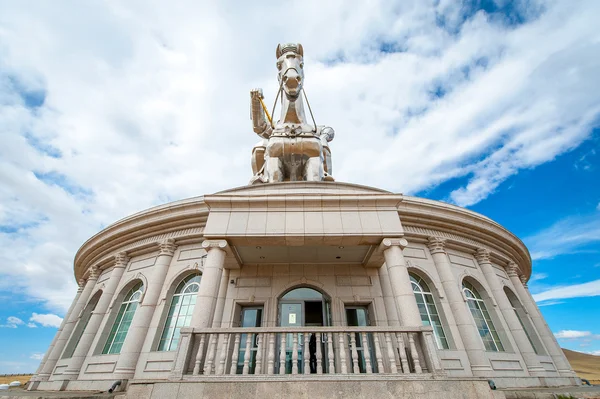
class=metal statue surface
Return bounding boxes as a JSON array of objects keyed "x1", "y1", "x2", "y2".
[{"x1": 249, "y1": 43, "x2": 334, "y2": 184}]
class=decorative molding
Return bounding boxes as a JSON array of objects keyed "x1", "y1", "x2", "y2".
[
  {"x1": 381, "y1": 237, "x2": 408, "y2": 249},
  {"x1": 158, "y1": 238, "x2": 177, "y2": 256},
  {"x1": 475, "y1": 248, "x2": 491, "y2": 264},
  {"x1": 336, "y1": 276, "x2": 372, "y2": 286},
  {"x1": 235, "y1": 277, "x2": 271, "y2": 288},
  {"x1": 178, "y1": 248, "x2": 207, "y2": 261},
  {"x1": 427, "y1": 236, "x2": 446, "y2": 254},
  {"x1": 403, "y1": 246, "x2": 428, "y2": 259},
  {"x1": 128, "y1": 256, "x2": 157, "y2": 272},
  {"x1": 77, "y1": 227, "x2": 205, "y2": 280}
]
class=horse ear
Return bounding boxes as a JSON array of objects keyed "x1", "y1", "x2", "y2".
[
  {"x1": 297, "y1": 43, "x2": 304, "y2": 57},
  {"x1": 276, "y1": 44, "x2": 282, "y2": 59}
]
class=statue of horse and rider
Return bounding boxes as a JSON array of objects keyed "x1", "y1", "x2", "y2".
[{"x1": 249, "y1": 43, "x2": 335, "y2": 184}]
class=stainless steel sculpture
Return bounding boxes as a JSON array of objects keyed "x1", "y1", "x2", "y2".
[{"x1": 250, "y1": 43, "x2": 335, "y2": 184}]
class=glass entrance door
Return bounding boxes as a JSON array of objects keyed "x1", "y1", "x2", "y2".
[
  {"x1": 236, "y1": 306, "x2": 262, "y2": 374},
  {"x1": 346, "y1": 306, "x2": 377, "y2": 373},
  {"x1": 278, "y1": 287, "x2": 328, "y2": 374}
]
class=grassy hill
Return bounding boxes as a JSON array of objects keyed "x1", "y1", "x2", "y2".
[
  {"x1": 0, "y1": 374, "x2": 31, "y2": 385},
  {"x1": 563, "y1": 348, "x2": 600, "y2": 383}
]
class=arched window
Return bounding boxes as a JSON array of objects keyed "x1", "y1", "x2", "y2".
[
  {"x1": 158, "y1": 274, "x2": 201, "y2": 351},
  {"x1": 102, "y1": 282, "x2": 144, "y2": 354},
  {"x1": 410, "y1": 274, "x2": 449, "y2": 349},
  {"x1": 504, "y1": 287, "x2": 542, "y2": 355},
  {"x1": 62, "y1": 291, "x2": 102, "y2": 359},
  {"x1": 462, "y1": 281, "x2": 504, "y2": 352}
]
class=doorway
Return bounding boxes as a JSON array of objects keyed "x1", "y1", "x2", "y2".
[
  {"x1": 346, "y1": 306, "x2": 378, "y2": 373},
  {"x1": 235, "y1": 306, "x2": 263, "y2": 374},
  {"x1": 278, "y1": 287, "x2": 331, "y2": 373}
]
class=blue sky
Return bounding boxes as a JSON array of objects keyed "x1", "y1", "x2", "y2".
[{"x1": 1, "y1": 0, "x2": 600, "y2": 373}]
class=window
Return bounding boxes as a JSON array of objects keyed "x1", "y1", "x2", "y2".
[
  {"x1": 504, "y1": 287, "x2": 541, "y2": 355},
  {"x1": 62, "y1": 291, "x2": 101, "y2": 359},
  {"x1": 410, "y1": 274, "x2": 449, "y2": 349},
  {"x1": 462, "y1": 281, "x2": 504, "y2": 352},
  {"x1": 157, "y1": 274, "x2": 201, "y2": 351},
  {"x1": 102, "y1": 282, "x2": 144, "y2": 354}
]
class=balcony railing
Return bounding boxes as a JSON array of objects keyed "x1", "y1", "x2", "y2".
[{"x1": 170, "y1": 326, "x2": 444, "y2": 380}]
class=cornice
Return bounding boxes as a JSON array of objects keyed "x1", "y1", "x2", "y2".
[
  {"x1": 74, "y1": 196, "x2": 209, "y2": 280},
  {"x1": 400, "y1": 196, "x2": 531, "y2": 278}
]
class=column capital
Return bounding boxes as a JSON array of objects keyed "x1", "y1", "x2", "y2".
[
  {"x1": 520, "y1": 274, "x2": 529, "y2": 288},
  {"x1": 381, "y1": 237, "x2": 408, "y2": 250},
  {"x1": 114, "y1": 252, "x2": 130, "y2": 268},
  {"x1": 201, "y1": 239, "x2": 228, "y2": 251},
  {"x1": 475, "y1": 248, "x2": 491, "y2": 264},
  {"x1": 77, "y1": 279, "x2": 85, "y2": 293},
  {"x1": 427, "y1": 236, "x2": 447, "y2": 254},
  {"x1": 507, "y1": 261, "x2": 520, "y2": 278},
  {"x1": 158, "y1": 238, "x2": 177, "y2": 256},
  {"x1": 88, "y1": 265, "x2": 100, "y2": 280}
]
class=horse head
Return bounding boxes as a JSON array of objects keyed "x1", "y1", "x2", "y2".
[{"x1": 276, "y1": 43, "x2": 304, "y2": 100}]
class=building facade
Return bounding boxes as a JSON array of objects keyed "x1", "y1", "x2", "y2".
[
  {"x1": 29, "y1": 43, "x2": 579, "y2": 398},
  {"x1": 29, "y1": 182, "x2": 578, "y2": 398}
]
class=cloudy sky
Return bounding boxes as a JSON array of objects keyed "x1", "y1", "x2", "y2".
[{"x1": 1, "y1": 0, "x2": 599, "y2": 373}]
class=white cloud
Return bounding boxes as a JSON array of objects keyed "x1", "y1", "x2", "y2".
[
  {"x1": 525, "y1": 212, "x2": 600, "y2": 260},
  {"x1": 27, "y1": 322, "x2": 38, "y2": 328},
  {"x1": 533, "y1": 279, "x2": 600, "y2": 303},
  {"x1": 554, "y1": 330, "x2": 592, "y2": 339},
  {"x1": 0, "y1": 316, "x2": 25, "y2": 328},
  {"x1": 29, "y1": 313, "x2": 62, "y2": 328},
  {"x1": 0, "y1": 0, "x2": 599, "y2": 312},
  {"x1": 30, "y1": 353, "x2": 44, "y2": 360}
]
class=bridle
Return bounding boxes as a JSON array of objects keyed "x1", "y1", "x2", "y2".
[{"x1": 270, "y1": 65, "x2": 318, "y2": 132}]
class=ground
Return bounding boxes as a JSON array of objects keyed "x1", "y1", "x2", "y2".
[
  {"x1": 0, "y1": 375, "x2": 31, "y2": 385},
  {"x1": 563, "y1": 349, "x2": 600, "y2": 384}
]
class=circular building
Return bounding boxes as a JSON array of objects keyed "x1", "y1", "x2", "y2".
[{"x1": 29, "y1": 43, "x2": 579, "y2": 398}]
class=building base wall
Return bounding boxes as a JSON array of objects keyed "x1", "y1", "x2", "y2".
[{"x1": 126, "y1": 379, "x2": 504, "y2": 399}]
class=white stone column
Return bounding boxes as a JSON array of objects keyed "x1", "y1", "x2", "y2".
[
  {"x1": 476, "y1": 249, "x2": 545, "y2": 376},
  {"x1": 114, "y1": 239, "x2": 177, "y2": 377},
  {"x1": 427, "y1": 237, "x2": 491, "y2": 375},
  {"x1": 381, "y1": 238, "x2": 421, "y2": 326},
  {"x1": 191, "y1": 239, "x2": 228, "y2": 328},
  {"x1": 35, "y1": 271, "x2": 96, "y2": 381},
  {"x1": 378, "y1": 261, "x2": 401, "y2": 326},
  {"x1": 63, "y1": 253, "x2": 129, "y2": 379},
  {"x1": 507, "y1": 263, "x2": 576, "y2": 377},
  {"x1": 212, "y1": 268, "x2": 230, "y2": 328}
]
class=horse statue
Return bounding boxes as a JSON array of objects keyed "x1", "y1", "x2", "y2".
[{"x1": 249, "y1": 43, "x2": 335, "y2": 184}]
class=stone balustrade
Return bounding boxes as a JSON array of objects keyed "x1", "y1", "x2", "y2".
[{"x1": 170, "y1": 326, "x2": 444, "y2": 380}]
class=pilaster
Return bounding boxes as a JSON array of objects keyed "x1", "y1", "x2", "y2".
[
  {"x1": 191, "y1": 239, "x2": 228, "y2": 329},
  {"x1": 35, "y1": 267, "x2": 99, "y2": 381},
  {"x1": 114, "y1": 239, "x2": 178, "y2": 377},
  {"x1": 476, "y1": 250, "x2": 545, "y2": 375},
  {"x1": 381, "y1": 238, "x2": 421, "y2": 326},
  {"x1": 507, "y1": 262, "x2": 576, "y2": 377},
  {"x1": 427, "y1": 236, "x2": 491, "y2": 375},
  {"x1": 62, "y1": 253, "x2": 129, "y2": 380}
]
